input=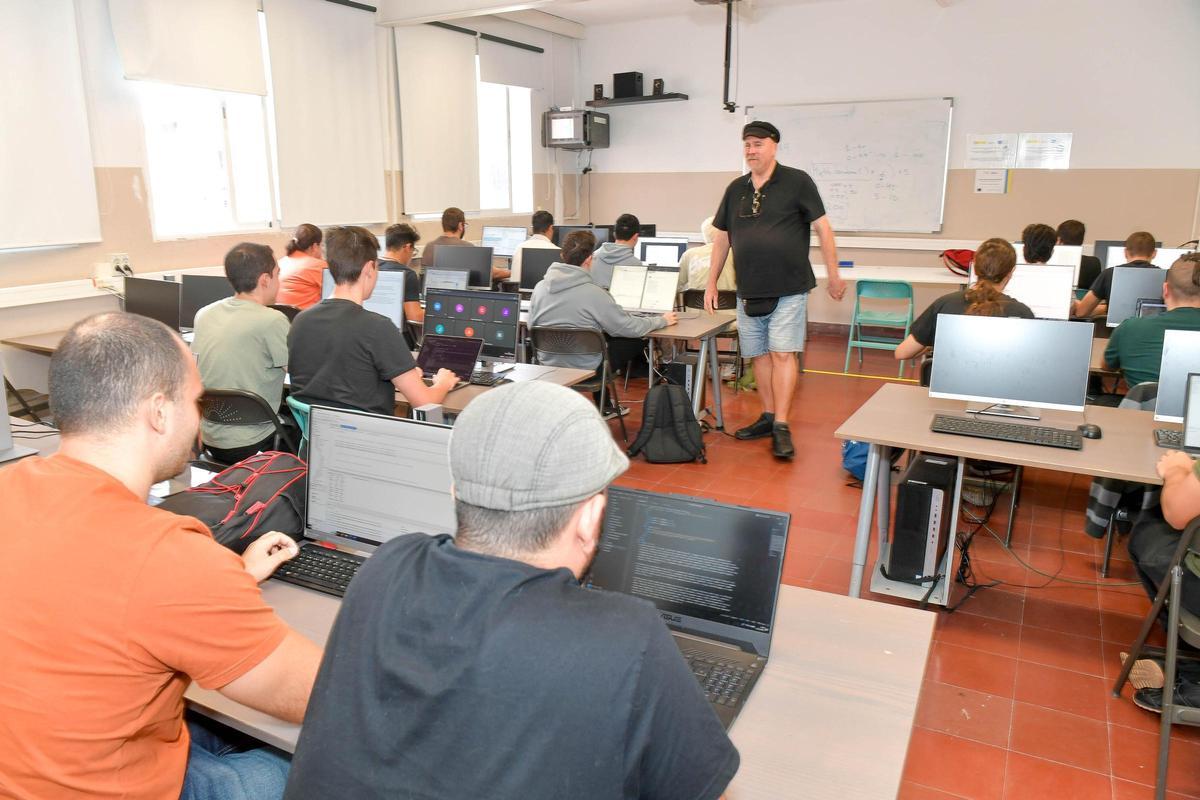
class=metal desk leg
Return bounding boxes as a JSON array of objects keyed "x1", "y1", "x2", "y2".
[
  {"x1": 876, "y1": 446, "x2": 891, "y2": 546},
  {"x1": 692, "y1": 337, "x2": 711, "y2": 419},
  {"x1": 706, "y1": 334, "x2": 725, "y2": 430},
  {"x1": 849, "y1": 443, "x2": 882, "y2": 598}
]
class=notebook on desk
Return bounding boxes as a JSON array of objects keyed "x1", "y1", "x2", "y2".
[
  {"x1": 609, "y1": 264, "x2": 679, "y2": 314},
  {"x1": 584, "y1": 487, "x2": 790, "y2": 730}
]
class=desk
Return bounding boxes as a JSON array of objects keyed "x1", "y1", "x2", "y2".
[
  {"x1": 649, "y1": 311, "x2": 736, "y2": 429},
  {"x1": 834, "y1": 383, "x2": 1175, "y2": 601},
  {"x1": 394, "y1": 364, "x2": 593, "y2": 415},
  {"x1": 1, "y1": 329, "x2": 67, "y2": 355},
  {"x1": 186, "y1": 581, "x2": 934, "y2": 800}
]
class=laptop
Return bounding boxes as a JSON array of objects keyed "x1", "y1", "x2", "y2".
[
  {"x1": 424, "y1": 268, "x2": 470, "y2": 292},
  {"x1": 416, "y1": 334, "x2": 483, "y2": 386},
  {"x1": 1135, "y1": 298, "x2": 1167, "y2": 318},
  {"x1": 0, "y1": 354, "x2": 39, "y2": 465},
  {"x1": 584, "y1": 487, "x2": 790, "y2": 729},
  {"x1": 272, "y1": 405, "x2": 455, "y2": 597},
  {"x1": 609, "y1": 264, "x2": 680, "y2": 314}
]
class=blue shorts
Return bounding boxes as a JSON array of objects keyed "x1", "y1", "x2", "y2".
[{"x1": 736, "y1": 293, "x2": 808, "y2": 358}]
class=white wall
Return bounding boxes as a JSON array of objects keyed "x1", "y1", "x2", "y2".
[{"x1": 580, "y1": 0, "x2": 1200, "y2": 173}]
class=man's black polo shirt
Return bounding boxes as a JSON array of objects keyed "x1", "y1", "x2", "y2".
[{"x1": 712, "y1": 163, "x2": 827, "y2": 299}]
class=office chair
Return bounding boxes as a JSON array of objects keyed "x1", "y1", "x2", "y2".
[
  {"x1": 528, "y1": 326, "x2": 628, "y2": 443},
  {"x1": 1113, "y1": 515, "x2": 1200, "y2": 800},
  {"x1": 285, "y1": 396, "x2": 312, "y2": 449},
  {"x1": 269, "y1": 304, "x2": 302, "y2": 322},
  {"x1": 199, "y1": 389, "x2": 298, "y2": 465},
  {"x1": 844, "y1": 280, "x2": 914, "y2": 378}
]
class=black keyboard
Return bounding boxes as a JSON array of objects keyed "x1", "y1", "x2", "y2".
[
  {"x1": 679, "y1": 648, "x2": 760, "y2": 708},
  {"x1": 272, "y1": 544, "x2": 364, "y2": 597},
  {"x1": 930, "y1": 414, "x2": 1083, "y2": 450},
  {"x1": 469, "y1": 371, "x2": 507, "y2": 386},
  {"x1": 1155, "y1": 428, "x2": 1183, "y2": 449}
]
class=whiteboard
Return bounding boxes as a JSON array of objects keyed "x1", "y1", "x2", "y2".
[{"x1": 745, "y1": 98, "x2": 953, "y2": 233}]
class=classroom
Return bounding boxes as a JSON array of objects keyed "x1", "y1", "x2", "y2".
[{"x1": 2, "y1": 0, "x2": 1199, "y2": 798}]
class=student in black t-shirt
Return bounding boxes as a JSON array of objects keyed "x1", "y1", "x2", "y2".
[
  {"x1": 1072, "y1": 230, "x2": 1159, "y2": 318},
  {"x1": 376, "y1": 222, "x2": 424, "y2": 323},
  {"x1": 287, "y1": 225, "x2": 458, "y2": 415},
  {"x1": 1021, "y1": 223, "x2": 1056, "y2": 265},
  {"x1": 283, "y1": 382, "x2": 739, "y2": 800},
  {"x1": 895, "y1": 238, "x2": 1034, "y2": 361},
  {"x1": 1057, "y1": 219, "x2": 1102, "y2": 290}
]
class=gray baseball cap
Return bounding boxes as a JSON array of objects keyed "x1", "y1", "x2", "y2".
[{"x1": 448, "y1": 382, "x2": 629, "y2": 512}]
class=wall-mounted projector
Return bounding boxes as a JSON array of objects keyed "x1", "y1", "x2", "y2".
[{"x1": 541, "y1": 109, "x2": 609, "y2": 151}]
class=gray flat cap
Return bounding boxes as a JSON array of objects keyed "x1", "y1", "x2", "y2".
[{"x1": 449, "y1": 382, "x2": 629, "y2": 512}]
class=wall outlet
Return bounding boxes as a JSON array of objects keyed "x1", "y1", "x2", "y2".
[{"x1": 108, "y1": 252, "x2": 131, "y2": 275}]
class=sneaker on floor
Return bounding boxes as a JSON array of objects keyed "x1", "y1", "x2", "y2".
[
  {"x1": 1132, "y1": 678, "x2": 1200, "y2": 714},
  {"x1": 772, "y1": 424, "x2": 794, "y2": 459},
  {"x1": 735, "y1": 414, "x2": 774, "y2": 440},
  {"x1": 602, "y1": 405, "x2": 630, "y2": 420},
  {"x1": 1121, "y1": 653, "x2": 1165, "y2": 690}
]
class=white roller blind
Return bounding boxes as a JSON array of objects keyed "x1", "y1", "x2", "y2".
[
  {"x1": 108, "y1": 0, "x2": 266, "y2": 95},
  {"x1": 478, "y1": 38, "x2": 542, "y2": 90},
  {"x1": 0, "y1": 0, "x2": 100, "y2": 249},
  {"x1": 265, "y1": 0, "x2": 387, "y2": 226},
  {"x1": 394, "y1": 25, "x2": 479, "y2": 214}
]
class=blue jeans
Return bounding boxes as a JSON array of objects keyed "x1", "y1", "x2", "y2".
[
  {"x1": 735, "y1": 292, "x2": 808, "y2": 358},
  {"x1": 180, "y1": 714, "x2": 290, "y2": 800}
]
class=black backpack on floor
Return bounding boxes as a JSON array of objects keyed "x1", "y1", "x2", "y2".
[
  {"x1": 157, "y1": 452, "x2": 307, "y2": 553},
  {"x1": 626, "y1": 383, "x2": 706, "y2": 464}
]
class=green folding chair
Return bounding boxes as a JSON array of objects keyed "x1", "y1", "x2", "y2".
[{"x1": 844, "y1": 280, "x2": 914, "y2": 377}]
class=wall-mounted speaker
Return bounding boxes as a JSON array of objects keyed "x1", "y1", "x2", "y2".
[
  {"x1": 652, "y1": 78, "x2": 665, "y2": 96},
  {"x1": 593, "y1": 83, "x2": 604, "y2": 100}
]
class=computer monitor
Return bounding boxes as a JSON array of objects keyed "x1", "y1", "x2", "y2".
[
  {"x1": 1136, "y1": 299, "x2": 1167, "y2": 318},
  {"x1": 1154, "y1": 330, "x2": 1200, "y2": 423},
  {"x1": 180, "y1": 274, "x2": 234, "y2": 329},
  {"x1": 433, "y1": 246, "x2": 493, "y2": 289},
  {"x1": 481, "y1": 226, "x2": 527, "y2": 258},
  {"x1": 638, "y1": 223, "x2": 657, "y2": 238},
  {"x1": 423, "y1": 288, "x2": 520, "y2": 363},
  {"x1": 1099, "y1": 238, "x2": 1164, "y2": 268},
  {"x1": 1151, "y1": 248, "x2": 1197, "y2": 269},
  {"x1": 999, "y1": 264, "x2": 1074, "y2": 320},
  {"x1": 0, "y1": 353, "x2": 38, "y2": 465},
  {"x1": 928, "y1": 315, "x2": 1093, "y2": 418},
  {"x1": 423, "y1": 268, "x2": 469, "y2": 292},
  {"x1": 519, "y1": 248, "x2": 559, "y2": 292},
  {"x1": 321, "y1": 269, "x2": 406, "y2": 329},
  {"x1": 305, "y1": 405, "x2": 455, "y2": 547},
  {"x1": 124, "y1": 277, "x2": 182, "y2": 330},
  {"x1": 637, "y1": 237, "x2": 689, "y2": 267},
  {"x1": 551, "y1": 225, "x2": 611, "y2": 248},
  {"x1": 1184, "y1": 374, "x2": 1200, "y2": 452},
  {"x1": 1106, "y1": 267, "x2": 1166, "y2": 328},
  {"x1": 1014, "y1": 243, "x2": 1083, "y2": 285}
]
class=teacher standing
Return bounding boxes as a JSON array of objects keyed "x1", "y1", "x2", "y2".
[{"x1": 705, "y1": 120, "x2": 846, "y2": 459}]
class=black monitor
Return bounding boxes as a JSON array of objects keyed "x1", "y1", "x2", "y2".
[
  {"x1": 552, "y1": 225, "x2": 611, "y2": 248},
  {"x1": 639, "y1": 223, "x2": 657, "y2": 237},
  {"x1": 433, "y1": 246, "x2": 493, "y2": 289},
  {"x1": 180, "y1": 275, "x2": 235, "y2": 328},
  {"x1": 124, "y1": 277, "x2": 182, "y2": 330},
  {"x1": 1107, "y1": 267, "x2": 1166, "y2": 327},
  {"x1": 423, "y1": 288, "x2": 520, "y2": 363},
  {"x1": 1096, "y1": 238, "x2": 1163, "y2": 269},
  {"x1": 519, "y1": 248, "x2": 560, "y2": 291},
  {"x1": 928, "y1": 315, "x2": 1093, "y2": 418},
  {"x1": 1154, "y1": 330, "x2": 1200, "y2": 423}
]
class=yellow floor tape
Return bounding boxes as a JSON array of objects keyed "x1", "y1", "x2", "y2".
[{"x1": 802, "y1": 368, "x2": 919, "y2": 384}]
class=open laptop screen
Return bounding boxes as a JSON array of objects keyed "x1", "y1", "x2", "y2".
[
  {"x1": 417, "y1": 334, "x2": 482, "y2": 379},
  {"x1": 586, "y1": 487, "x2": 789, "y2": 656},
  {"x1": 306, "y1": 406, "x2": 455, "y2": 549}
]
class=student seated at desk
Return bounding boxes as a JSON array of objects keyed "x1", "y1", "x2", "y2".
[
  {"x1": 276, "y1": 223, "x2": 327, "y2": 310},
  {"x1": 0, "y1": 312, "x2": 320, "y2": 800},
  {"x1": 895, "y1": 238, "x2": 1034, "y2": 361},
  {"x1": 288, "y1": 226, "x2": 457, "y2": 415},
  {"x1": 1021, "y1": 222, "x2": 1057, "y2": 265},
  {"x1": 511, "y1": 209, "x2": 560, "y2": 286},
  {"x1": 377, "y1": 222, "x2": 424, "y2": 324},
  {"x1": 1104, "y1": 253, "x2": 1200, "y2": 386},
  {"x1": 193, "y1": 242, "x2": 292, "y2": 464},
  {"x1": 1073, "y1": 230, "x2": 1159, "y2": 318},
  {"x1": 421, "y1": 207, "x2": 511, "y2": 282},
  {"x1": 282, "y1": 382, "x2": 739, "y2": 800},
  {"x1": 528, "y1": 230, "x2": 677, "y2": 405},
  {"x1": 1058, "y1": 218, "x2": 1102, "y2": 290},
  {"x1": 681, "y1": 215, "x2": 738, "y2": 292},
  {"x1": 591, "y1": 212, "x2": 644, "y2": 290}
]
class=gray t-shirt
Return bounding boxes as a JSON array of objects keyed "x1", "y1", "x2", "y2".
[{"x1": 192, "y1": 298, "x2": 290, "y2": 449}]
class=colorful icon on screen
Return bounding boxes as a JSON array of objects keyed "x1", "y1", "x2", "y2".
[
  {"x1": 477, "y1": 305, "x2": 488, "y2": 316},
  {"x1": 431, "y1": 301, "x2": 443, "y2": 313},
  {"x1": 454, "y1": 303, "x2": 466, "y2": 314},
  {"x1": 434, "y1": 323, "x2": 446, "y2": 334},
  {"x1": 500, "y1": 307, "x2": 512, "y2": 318},
  {"x1": 464, "y1": 326, "x2": 476, "y2": 337}
]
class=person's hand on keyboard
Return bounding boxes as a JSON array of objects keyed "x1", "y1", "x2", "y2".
[
  {"x1": 432, "y1": 368, "x2": 459, "y2": 390},
  {"x1": 242, "y1": 532, "x2": 301, "y2": 583}
]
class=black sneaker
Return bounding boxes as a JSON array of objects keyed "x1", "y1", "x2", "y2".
[
  {"x1": 1132, "y1": 679, "x2": 1200, "y2": 714},
  {"x1": 772, "y1": 424, "x2": 795, "y2": 459},
  {"x1": 735, "y1": 414, "x2": 774, "y2": 440}
]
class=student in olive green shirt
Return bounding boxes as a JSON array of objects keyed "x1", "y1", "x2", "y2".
[
  {"x1": 1104, "y1": 254, "x2": 1200, "y2": 388},
  {"x1": 192, "y1": 243, "x2": 291, "y2": 463}
]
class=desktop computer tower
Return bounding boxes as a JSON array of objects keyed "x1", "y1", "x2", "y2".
[{"x1": 885, "y1": 454, "x2": 956, "y2": 585}]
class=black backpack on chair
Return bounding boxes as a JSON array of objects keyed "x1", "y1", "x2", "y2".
[{"x1": 626, "y1": 383, "x2": 706, "y2": 464}]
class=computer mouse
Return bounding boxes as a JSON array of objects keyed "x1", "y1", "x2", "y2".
[{"x1": 1077, "y1": 423, "x2": 1102, "y2": 440}]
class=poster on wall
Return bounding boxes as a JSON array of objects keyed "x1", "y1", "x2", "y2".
[
  {"x1": 964, "y1": 134, "x2": 1017, "y2": 168},
  {"x1": 1015, "y1": 133, "x2": 1073, "y2": 170}
]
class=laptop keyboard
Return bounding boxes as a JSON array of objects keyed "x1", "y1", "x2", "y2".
[
  {"x1": 273, "y1": 544, "x2": 364, "y2": 597},
  {"x1": 679, "y1": 647, "x2": 760, "y2": 707},
  {"x1": 930, "y1": 414, "x2": 1083, "y2": 450},
  {"x1": 1155, "y1": 428, "x2": 1184, "y2": 449}
]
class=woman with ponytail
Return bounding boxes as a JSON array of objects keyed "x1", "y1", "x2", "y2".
[
  {"x1": 895, "y1": 238, "x2": 1034, "y2": 360},
  {"x1": 276, "y1": 223, "x2": 327, "y2": 309}
]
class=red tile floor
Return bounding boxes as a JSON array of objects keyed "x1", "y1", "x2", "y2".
[{"x1": 608, "y1": 329, "x2": 1200, "y2": 799}]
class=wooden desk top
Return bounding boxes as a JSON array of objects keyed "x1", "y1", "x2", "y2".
[
  {"x1": 651, "y1": 310, "x2": 736, "y2": 340},
  {"x1": 1, "y1": 330, "x2": 68, "y2": 355},
  {"x1": 835, "y1": 383, "x2": 1172, "y2": 484},
  {"x1": 188, "y1": 582, "x2": 934, "y2": 800},
  {"x1": 395, "y1": 364, "x2": 593, "y2": 414}
]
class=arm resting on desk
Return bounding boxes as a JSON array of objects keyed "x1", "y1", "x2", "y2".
[
  {"x1": 218, "y1": 630, "x2": 322, "y2": 724},
  {"x1": 1072, "y1": 291, "x2": 1102, "y2": 319},
  {"x1": 1159, "y1": 452, "x2": 1200, "y2": 530},
  {"x1": 394, "y1": 366, "x2": 454, "y2": 407}
]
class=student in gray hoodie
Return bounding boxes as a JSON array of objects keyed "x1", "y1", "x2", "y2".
[
  {"x1": 590, "y1": 213, "x2": 643, "y2": 289},
  {"x1": 529, "y1": 229, "x2": 677, "y2": 379}
]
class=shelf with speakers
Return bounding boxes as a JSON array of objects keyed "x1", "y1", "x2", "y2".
[{"x1": 585, "y1": 93, "x2": 689, "y2": 108}]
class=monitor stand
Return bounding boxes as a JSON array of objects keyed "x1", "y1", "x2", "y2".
[
  {"x1": 966, "y1": 403, "x2": 1041, "y2": 421},
  {"x1": 0, "y1": 443, "x2": 38, "y2": 465}
]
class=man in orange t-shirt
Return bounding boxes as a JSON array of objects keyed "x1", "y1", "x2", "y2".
[{"x1": 0, "y1": 313, "x2": 321, "y2": 800}]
